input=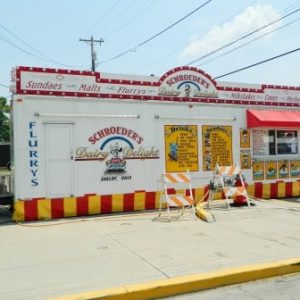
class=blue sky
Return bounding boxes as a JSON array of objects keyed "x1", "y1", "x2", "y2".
[{"x1": 1, "y1": 0, "x2": 300, "y2": 97}]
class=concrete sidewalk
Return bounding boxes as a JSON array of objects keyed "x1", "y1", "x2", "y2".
[{"x1": 0, "y1": 199, "x2": 300, "y2": 300}]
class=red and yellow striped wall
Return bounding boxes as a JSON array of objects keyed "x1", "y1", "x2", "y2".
[
  {"x1": 248, "y1": 180, "x2": 300, "y2": 200},
  {"x1": 12, "y1": 181, "x2": 300, "y2": 222}
]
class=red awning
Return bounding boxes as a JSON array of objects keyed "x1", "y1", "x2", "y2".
[{"x1": 247, "y1": 109, "x2": 300, "y2": 128}]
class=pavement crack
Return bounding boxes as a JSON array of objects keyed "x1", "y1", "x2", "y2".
[
  {"x1": 108, "y1": 234, "x2": 170, "y2": 279},
  {"x1": 221, "y1": 225, "x2": 290, "y2": 248}
]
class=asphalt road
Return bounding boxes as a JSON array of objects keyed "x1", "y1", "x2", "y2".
[
  {"x1": 165, "y1": 273, "x2": 300, "y2": 299},
  {"x1": 0, "y1": 199, "x2": 299, "y2": 300}
]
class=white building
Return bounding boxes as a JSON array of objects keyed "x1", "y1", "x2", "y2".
[{"x1": 10, "y1": 66, "x2": 300, "y2": 221}]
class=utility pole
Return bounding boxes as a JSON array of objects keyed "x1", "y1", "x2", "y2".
[{"x1": 79, "y1": 36, "x2": 104, "y2": 72}]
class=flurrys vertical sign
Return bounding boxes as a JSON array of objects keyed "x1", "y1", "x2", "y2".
[{"x1": 28, "y1": 121, "x2": 39, "y2": 186}]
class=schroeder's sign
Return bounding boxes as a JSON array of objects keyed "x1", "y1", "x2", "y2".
[{"x1": 158, "y1": 67, "x2": 218, "y2": 98}]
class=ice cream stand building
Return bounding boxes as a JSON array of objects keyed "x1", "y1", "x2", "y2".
[{"x1": 10, "y1": 66, "x2": 300, "y2": 221}]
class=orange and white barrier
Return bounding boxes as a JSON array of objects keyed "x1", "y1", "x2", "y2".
[
  {"x1": 163, "y1": 173, "x2": 191, "y2": 184},
  {"x1": 217, "y1": 165, "x2": 241, "y2": 176},
  {"x1": 167, "y1": 195, "x2": 194, "y2": 207}
]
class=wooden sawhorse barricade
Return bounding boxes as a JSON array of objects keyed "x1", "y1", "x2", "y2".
[
  {"x1": 208, "y1": 164, "x2": 251, "y2": 209},
  {"x1": 156, "y1": 171, "x2": 196, "y2": 221}
]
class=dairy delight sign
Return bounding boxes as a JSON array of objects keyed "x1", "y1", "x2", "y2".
[{"x1": 74, "y1": 126, "x2": 160, "y2": 182}]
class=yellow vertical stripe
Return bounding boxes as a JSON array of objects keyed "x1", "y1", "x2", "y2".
[
  {"x1": 277, "y1": 182, "x2": 286, "y2": 198},
  {"x1": 88, "y1": 195, "x2": 101, "y2": 215},
  {"x1": 134, "y1": 191, "x2": 145, "y2": 211},
  {"x1": 64, "y1": 197, "x2": 77, "y2": 217},
  {"x1": 214, "y1": 191, "x2": 223, "y2": 200},
  {"x1": 247, "y1": 184, "x2": 254, "y2": 198},
  {"x1": 262, "y1": 183, "x2": 271, "y2": 199},
  {"x1": 195, "y1": 187, "x2": 206, "y2": 203},
  {"x1": 155, "y1": 191, "x2": 162, "y2": 209},
  {"x1": 112, "y1": 194, "x2": 124, "y2": 212},
  {"x1": 292, "y1": 181, "x2": 300, "y2": 197},
  {"x1": 12, "y1": 200, "x2": 25, "y2": 222},
  {"x1": 37, "y1": 198, "x2": 51, "y2": 220}
]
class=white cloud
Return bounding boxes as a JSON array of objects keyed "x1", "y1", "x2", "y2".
[{"x1": 180, "y1": 4, "x2": 281, "y2": 61}]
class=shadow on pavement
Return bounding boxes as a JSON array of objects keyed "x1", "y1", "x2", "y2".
[{"x1": 0, "y1": 205, "x2": 13, "y2": 225}]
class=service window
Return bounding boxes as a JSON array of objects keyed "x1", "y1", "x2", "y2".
[
  {"x1": 276, "y1": 130, "x2": 298, "y2": 155},
  {"x1": 252, "y1": 129, "x2": 298, "y2": 156}
]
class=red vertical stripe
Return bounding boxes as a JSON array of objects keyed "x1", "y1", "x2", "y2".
[
  {"x1": 167, "y1": 188, "x2": 176, "y2": 194},
  {"x1": 51, "y1": 198, "x2": 64, "y2": 219},
  {"x1": 185, "y1": 188, "x2": 195, "y2": 197},
  {"x1": 24, "y1": 199, "x2": 38, "y2": 221},
  {"x1": 286, "y1": 182, "x2": 293, "y2": 198},
  {"x1": 123, "y1": 193, "x2": 134, "y2": 212},
  {"x1": 255, "y1": 182, "x2": 263, "y2": 199},
  {"x1": 101, "y1": 195, "x2": 112, "y2": 214},
  {"x1": 77, "y1": 196, "x2": 89, "y2": 216},
  {"x1": 145, "y1": 191, "x2": 156, "y2": 210},
  {"x1": 204, "y1": 185, "x2": 209, "y2": 201},
  {"x1": 221, "y1": 191, "x2": 226, "y2": 199},
  {"x1": 270, "y1": 182, "x2": 278, "y2": 199}
]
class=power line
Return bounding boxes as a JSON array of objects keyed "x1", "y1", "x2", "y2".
[
  {"x1": 83, "y1": 0, "x2": 124, "y2": 36},
  {"x1": 0, "y1": 34, "x2": 48, "y2": 62},
  {"x1": 0, "y1": 23, "x2": 89, "y2": 69},
  {"x1": 187, "y1": 6, "x2": 300, "y2": 66},
  {"x1": 0, "y1": 23, "x2": 58, "y2": 64},
  {"x1": 102, "y1": 0, "x2": 138, "y2": 38},
  {"x1": 100, "y1": 0, "x2": 212, "y2": 64},
  {"x1": 213, "y1": 46, "x2": 300, "y2": 80},
  {"x1": 136, "y1": 0, "x2": 300, "y2": 73},
  {"x1": 197, "y1": 16, "x2": 300, "y2": 67},
  {"x1": 103, "y1": 0, "x2": 156, "y2": 40},
  {"x1": 135, "y1": 0, "x2": 258, "y2": 73},
  {"x1": 1, "y1": 24, "x2": 42, "y2": 55},
  {"x1": 0, "y1": 83, "x2": 9, "y2": 89}
]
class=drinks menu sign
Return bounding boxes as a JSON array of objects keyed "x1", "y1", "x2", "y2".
[{"x1": 164, "y1": 125, "x2": 198, "y2": 172}]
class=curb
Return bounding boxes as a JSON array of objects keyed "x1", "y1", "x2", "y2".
[{"x1": 50, "y1": 257, "x2": 300, "y2": 300}]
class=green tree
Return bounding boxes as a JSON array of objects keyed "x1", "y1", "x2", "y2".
[{"x1": 0, "y1": 97, "x2": 10, "y2": 142}]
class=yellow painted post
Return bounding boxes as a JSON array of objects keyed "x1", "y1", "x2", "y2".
[
  {"x1": 247, "y1": 184, "x2": 254, "y2": 198},
  {"x1": 277, "y1": 182, "x2": 286, "y2": 198},
  {"x1": 292, "y1": 181, "x2": 300, "y2": 197},
  {"x1": 37, "y1": 198, "x2": 51, "y2": 220},
  {"x1": 134, "y1": 191, "x2": 146, "y2": 211},
  {"x1": 64, "y1": 197, "x2": 77, "y2": 217},
  {"x1": 88, "y1": 195, "x2": 101, "y2": 215},
  {"x1": 155, "y1": 191, "x2": 162, "y2": 209},
  {"x1": 214, "y1": 191, "x2": 223, "y2": 200},
  {"x1": 262, "y1": 183, "x2": 271, "y2": 199},
  {"x1": 12, "y1": 200, "x2": 25, "y2": 222},
  {"x1": 112, "y1": 194, "x2": 124, "y2": 212},
  {"x1": 195, "y1": 187, "x2": 206, "y2": 204}
]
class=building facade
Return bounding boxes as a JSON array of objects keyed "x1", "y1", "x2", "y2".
[{"x1": 11, "y1": 66, "x2": 300, "y2": 221}]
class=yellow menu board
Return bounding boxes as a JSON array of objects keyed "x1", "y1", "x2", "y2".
[
  {"x1": 278, "y1": 160, "x2": 289, "y2": 179},
  {"x1": 240, "y1": 149, "x2": 251, "y2": 169},
  {"x1": 265, "y1": 161, "x2": 277, "y2": 180},
  {"x1": 252, "y1": 161, "x2": 264, "y2": 181},
  {"x1": 164, "y1": 125, "x2": 198, "y2": 172},
  {"x1": 240, "y1": 129, "x2": 250, "y2": 148},
  {"x1": 202, "y1": 125, "x2": 233, "y2": 171},
  {"x1": 290, "y1": 160, "x2": 300, "y2": 178}
]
